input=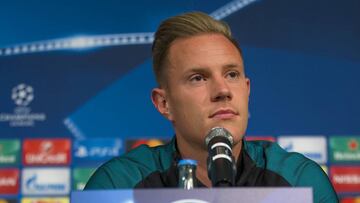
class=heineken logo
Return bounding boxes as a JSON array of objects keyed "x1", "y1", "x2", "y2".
[
  {"x1": 348, "y1": 139, "x2": 358, "y2": 151},
  {"x1": 334, "y1": 152, "x2": 360, "y2": 160},
  {"x1": 330, "y1": 136, "x2": 360, "y2": 162},
  {"x1": 0, "y1": 140, "x2": 20, "y2": 165},
  {"x1": 73, "y1": 168, "x2": 95, "y2": 190}
]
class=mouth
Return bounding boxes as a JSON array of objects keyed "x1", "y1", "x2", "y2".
[{"x1": 209, "y1": 109, "x2": 238, "y2": 119}]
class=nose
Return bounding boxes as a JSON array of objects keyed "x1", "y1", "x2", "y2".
[{"x1": 210, "y1": 76, "x2": 232, "y2": 102}]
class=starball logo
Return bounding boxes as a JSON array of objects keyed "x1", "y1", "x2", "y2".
[
  {"x1": 11, "y1": 84, "x2": 34, "y2": 106},
  {"x1": 23, "y1": 139, "x2": 71, "y2": 166},
  {"x1": 0, "y1": 83, "x2": 46, "y2": 127}
]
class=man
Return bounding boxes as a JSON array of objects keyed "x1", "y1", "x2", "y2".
[{"x1": 85, "y1": 12, "x2": 338, "y2": 202}]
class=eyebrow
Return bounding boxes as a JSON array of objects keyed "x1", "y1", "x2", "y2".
[
  {"x1": 182, "y1": 62, "x2": 244, "y2": 79},
  {"x1": 185, "y1": 67, "x2": 209, "y2": 74},
  {"x1": 223, "y1": 63, "x2": 242, "y2": 70},
  {"x1": 186, "y1": 63, "x2": 242, "y2": 72}
]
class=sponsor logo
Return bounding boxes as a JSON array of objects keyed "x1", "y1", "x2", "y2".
[
  {"x1": 73, "y1": 138, "x2": 122, "y2": 161},
  {"x1": 23, "y1": 139, "x2": 71, "y2": 165},
  {"x1": 0, "y1": 83, "x2": 46, "y2": 127},
  {"x1": 0, "y1": 169, "x2": 19, "y2": 195},
  {"x1": 330, "y1": 166, "x2": 360, "y2": 193},
  {"x1": 21, "y1": 197, "x2": 69, "y2": 203},
  {"x1": 277, "y1": 136, "x2": 327, "y2": 164},
  {"x1": 72, "y1": 168, "x2": 95, "y2": 190},
  {"x1": 330, "y1": 136, "x2": 360, "y2": 162},
  {"x1": 11, "y1": 83, "x2": 34, "y2": 106},
  {"x1": 333, "y1": 174, "x2": 360, "y2": 184},
  {"x1": 126, "y1": 138, "x2": 169, "y2": 151},
  {"x1": 340, "y1": 196, "x2": 360, "y2": 203},
  {"x1": 245, "y1": 136, "x2": 275, "y2": 142},
  {"x1": 0, "y1": 199, "x2": 17, "y2": 203},
  {"x1": 22, "y1": 168, "x2": 70, "y2": 195},
  {"x1": 0, "y1": 139, "x2": 20, "y2": 165}
]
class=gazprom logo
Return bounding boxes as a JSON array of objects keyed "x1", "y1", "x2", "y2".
[
  {"x1": 26, "y1": 174, "x2": 65, "y2": 191},
  {"x1": 22, "y1": 168, "x2": 70, "y2": 195}
]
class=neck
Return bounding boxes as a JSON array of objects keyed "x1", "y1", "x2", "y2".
[{"x1": 176, "y1": 135, "x2": 242, "y2": 187}]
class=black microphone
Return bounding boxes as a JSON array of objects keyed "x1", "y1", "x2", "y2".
[{"x1": 205, "y1": 127, "x2": 236, "y2": 187}]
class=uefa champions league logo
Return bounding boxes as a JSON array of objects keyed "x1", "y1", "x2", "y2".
[
  {"x1": 11, "y1": 83, "x2": 34, "y2": 106},
  {"x1": 0, "y1": 83, "x2": 46, "y2": 127}
]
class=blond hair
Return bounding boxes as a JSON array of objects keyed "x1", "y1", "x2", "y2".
[{"x1": 152, "y1": 11, "x2": 242, "y2": 87}]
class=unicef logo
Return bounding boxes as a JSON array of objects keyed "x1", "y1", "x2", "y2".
[{"x1": 11, "y1": 83, "x2": 34, "y2": 106}]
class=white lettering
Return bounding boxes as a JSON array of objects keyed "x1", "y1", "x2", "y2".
[
  {"x1": 0, "y1": 113, "x2": 46, "y2": 121},
  {"x1": 0, "y1": 155, "x2": 16, "y2": 163},
  {"x1": 89, "y1": 147, "x2": 119, "y2": 157},
  {"x1": 333, "y1": 174, "x2": 360, "y2": 184},
  {"x1": 0, "y1": 177, "x2": 16, "y2": 186},
  {"x1": 26, "y1": 175, "x2": 65, "y2": 192},
  {"x1": 26, "y1": 153, "x2": 67, "y2": 164},
  {"x1": 334, "y1": 152, "x2": 360, "y2": 160}
]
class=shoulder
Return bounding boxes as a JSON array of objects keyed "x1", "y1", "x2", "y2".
[
  {"x1": 245, "y1": 140, "x2": 320, "y2": 180},
  {"x1": 245, "y1": 140, "x2": 338, "y2": 202},
  {"x1": 85, "y1": 140, "x2": 175, "y2": 189}
]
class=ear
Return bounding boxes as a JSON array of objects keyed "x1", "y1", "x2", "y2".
[
  {"x1": 246, "y1": 77, "x2": 251, "y2": 96},
  {"x1": 151, "y1": 88, "x2": 173, "y2": 121}
]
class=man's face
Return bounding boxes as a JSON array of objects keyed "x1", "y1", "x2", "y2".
[{"x1": 154, "y1": 34, "x2": 250, "y2": 149}]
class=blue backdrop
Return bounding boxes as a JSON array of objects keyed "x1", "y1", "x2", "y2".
[
  {"x1": 0, "y1": 0, "x2": 359, "y2": 201},
  {"x1": 1, "y1": 0, "x2": 359, "y2": 138}
]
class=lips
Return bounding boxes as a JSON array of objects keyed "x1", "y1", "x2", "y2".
[{"x1": 209, "y1": 109, "x2": 238, "y2": 119}]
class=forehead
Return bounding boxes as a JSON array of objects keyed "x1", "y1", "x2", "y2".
[{"x1": 166, "y1": 34, "x2": 243, "y2": 71}]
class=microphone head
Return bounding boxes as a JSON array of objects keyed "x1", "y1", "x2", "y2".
[{"x1": 205, "y1": 127, "x2": 233, "y2": 147}]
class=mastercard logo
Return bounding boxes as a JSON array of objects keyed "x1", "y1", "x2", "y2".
[{"x1": 128, "y1": 139, "x2": 167, "y2": 150}]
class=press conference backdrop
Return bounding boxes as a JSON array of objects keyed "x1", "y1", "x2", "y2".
[{"x1": 0, "y1": 0, "x2": 359, "y2": 202}]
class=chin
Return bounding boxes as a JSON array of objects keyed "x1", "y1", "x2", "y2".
[{"x1": 225, "y1": 127, "x2": 246, "y2": 142}]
